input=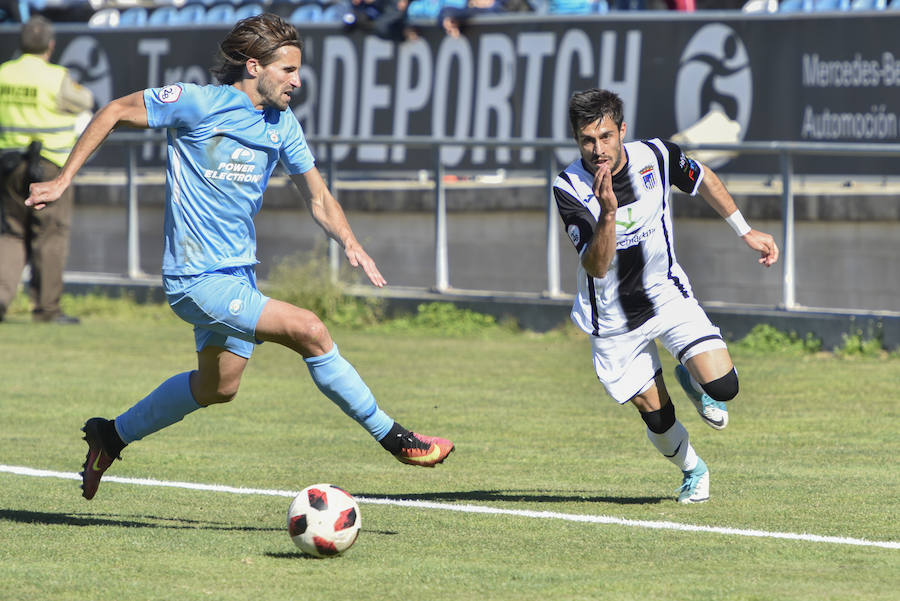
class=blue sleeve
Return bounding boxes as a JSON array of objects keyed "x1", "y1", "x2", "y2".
[
  {"x1": 144, "y1": 83, "x2": 207, "y2": 130},
  {"x1": 279, "y1": 110, "x2": 316, "y2": 175}
]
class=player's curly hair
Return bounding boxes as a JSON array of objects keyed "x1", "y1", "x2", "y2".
[
  {"x1": 568, "y1": 89, "x2": 624, "y2": 138},
  {"x1": 210, "y1": 13, "x2": 303, "y2": 85}
]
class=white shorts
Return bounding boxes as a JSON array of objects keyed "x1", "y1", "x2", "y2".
[{"x1": 590, "y1": 297, "x2": 727, "y2": 404}]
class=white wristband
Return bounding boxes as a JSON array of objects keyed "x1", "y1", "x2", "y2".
[{"x1": 725, "y1": 210, "x2": 751, "y2": 237}]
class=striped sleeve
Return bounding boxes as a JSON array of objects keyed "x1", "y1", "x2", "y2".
[
  {"x1": 554, "y1": 172, "x2": 597, "y2": 256},
  {"x1": 662, "y1": 139, "x2": 704, "y2": 196}
]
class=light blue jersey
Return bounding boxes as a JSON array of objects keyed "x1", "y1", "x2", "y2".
[{"x1": 144, "y1": 83, "x2": 315, "y2": 275}]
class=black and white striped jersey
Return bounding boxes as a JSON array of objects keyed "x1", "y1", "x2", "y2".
[{"x1": 554, "y1": 138, "x2": 704, "y2": 337}]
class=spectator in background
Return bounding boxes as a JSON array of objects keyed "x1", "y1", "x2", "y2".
[
  {"x1": 342, "y1": 0, "x2": 419, "y2": 42},
  {"x1": 664, "y1": 0, "x2": 695, "y2": 10},
  {"x1": 0, "y1": 16, "x2": 94, "y2": 323},
  {"x1": 439, "y1": 0, "x2": 530, "y2": 38}
]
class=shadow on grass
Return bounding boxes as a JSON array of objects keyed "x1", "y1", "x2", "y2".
[
  {"x1": 266, "y1": 528, "x2": 397, "y2": 560},
  {"x1": 265, "y1": 551, "x2": 318, "y2": 560},
  {"x1": 0, "y1": 509, "x2": 281, "y2": 531},
  {"x1": 356, "y1": 489, "x2": 666, "y2": 505}
]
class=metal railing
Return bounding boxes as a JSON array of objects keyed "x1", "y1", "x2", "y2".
[{"x1": 99, "y1": 133, "x2": 900, "y2": 311}]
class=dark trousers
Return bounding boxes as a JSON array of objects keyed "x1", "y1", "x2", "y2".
[{"x1": 0, "y1": 158, "x2": 73, "y2": 320}]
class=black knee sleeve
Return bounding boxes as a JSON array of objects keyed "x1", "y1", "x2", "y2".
[
  {"x1": 701, "y1": 368, "x2": 739, "y2": 401},
  {"x1": 640, "y1": 400, "x2": 676, "y2": 434}
]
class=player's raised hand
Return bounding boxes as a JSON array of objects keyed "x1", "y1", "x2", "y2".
[
  {"x1": 345, "y1": 244, "x2": 386, "y2": 288},
  {"x1": 25, "y1": 178, "x2": 66, "y2": 211},
  {"x1": 742, "y1": 229, "x2": 779, "y2": 267},
  {"x1": 592, "y1": 162, "x2": 617, "y2": 216}
]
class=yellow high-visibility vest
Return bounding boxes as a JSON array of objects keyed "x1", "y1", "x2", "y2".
[{"x1": 0, "y1": 54, "x2": 80, "y2": 167}]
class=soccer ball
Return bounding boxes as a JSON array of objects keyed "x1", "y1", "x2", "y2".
[{"x1": 287, "y1": 484, "x2": 361, "y2": 557}]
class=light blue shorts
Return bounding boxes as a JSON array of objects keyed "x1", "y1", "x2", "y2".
[{"x1": 163, "y1": 266, "x2": 270, "y2": 359}]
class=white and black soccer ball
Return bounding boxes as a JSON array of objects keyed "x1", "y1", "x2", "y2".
[{"x1": 287, "y1": 484, "x2": 361, "y2": 557}]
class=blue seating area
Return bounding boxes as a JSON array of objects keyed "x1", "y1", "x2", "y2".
[
  {"x1": 286, "y1": 1, "x2": 346, "y2": 24},
  {"x1": 774, "y1": 0, "x2": 890, "y2": 10},
  {"x1": 73, "y1": 0, "x2": 345, "y2": 27},
  {"x1": 2, "y1": 0, "x2": 353, "y2": 25},
  {"x1": 541, "y1": 0, "x2": 610, "y2": 14},
  {"x1": 407, "y1": 0, "x2": 611, "y2": 17}
]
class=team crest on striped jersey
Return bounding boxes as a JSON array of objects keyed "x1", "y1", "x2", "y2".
[{"x1": 640, "y1": 165, "x2": 657, "y2": 190}]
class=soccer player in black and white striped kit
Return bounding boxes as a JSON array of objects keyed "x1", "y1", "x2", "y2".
[{"x1": 554, "y1": 89, "x2": 778, "y2": 503}]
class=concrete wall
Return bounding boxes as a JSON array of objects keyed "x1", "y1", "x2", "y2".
[
  {"x1": 58, "y1": 177, "x2": 900, "y2": 348},
  {"x1": 68, "y1": 177, "x2": 899, "y2": 313}
]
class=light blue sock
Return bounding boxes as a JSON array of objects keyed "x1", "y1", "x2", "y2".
[
  {"x1": 305, "y1": 344, "x2": 393, "y2": 441},
  {"x1": 114, "y1": 371, "x2": 203, "y2": 444}
]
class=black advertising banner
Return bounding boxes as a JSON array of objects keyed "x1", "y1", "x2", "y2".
[{"x1": 1, "y1": 14, "x2": 897, "y2": 173}]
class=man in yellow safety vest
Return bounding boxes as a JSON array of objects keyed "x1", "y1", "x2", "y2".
[{"x1": 0, "y1": 15, "x2": 93, "y2": 323}]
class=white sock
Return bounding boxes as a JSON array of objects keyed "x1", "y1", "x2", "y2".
[{"x1": 646, "y1": 419, "x2": 699, "y2": 472}]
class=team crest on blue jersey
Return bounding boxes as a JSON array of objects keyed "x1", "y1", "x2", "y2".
[
  {"x1": 269, "y1": 131, "x2": 279, "y2": 144},
  {"x1": 640, "y1": 165, "x2": 657, "y2": 190}
]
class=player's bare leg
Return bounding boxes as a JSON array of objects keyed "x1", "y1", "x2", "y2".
[
  {"x1": 191, "y1": 347, "x2": 247, "y2": 405},
  {"x1": 675, "y1": 348, "x2": 738, "y2": 430}
]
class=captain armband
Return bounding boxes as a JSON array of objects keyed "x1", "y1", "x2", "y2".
[{"x1": 725, "y1": 210, "x2": 751, "y2": 237}]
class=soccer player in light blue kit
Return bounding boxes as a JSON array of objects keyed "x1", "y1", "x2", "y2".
[{"x1": 26, "y1": 14, "x2": 454, "y2": 500}]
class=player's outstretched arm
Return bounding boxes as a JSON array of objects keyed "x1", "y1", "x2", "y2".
[
  {"x1": 26, "y1": 90, "x2": 149, "y2": 211},
  {"x1": 290, "y1": 169, "x2": 386, "y2": 288},
  {"x1": 696, "y1": 162, "x2": 779, "y2": 268}
]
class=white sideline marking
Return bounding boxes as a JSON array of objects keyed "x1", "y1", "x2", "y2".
[{"x1": 2, "y1": 464, "x2": 898, "y2": 550}]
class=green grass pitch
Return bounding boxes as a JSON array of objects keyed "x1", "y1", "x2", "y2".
[{"x1": 1, "y1": 308, "x2": 897, "y2": 600}]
